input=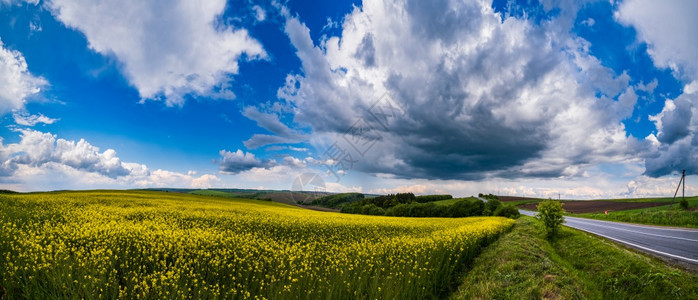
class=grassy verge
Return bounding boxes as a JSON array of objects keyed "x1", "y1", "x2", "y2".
[
  {"x1": 575, "y1": 198, "x2": 698, "y2": 228},
  {"x1": 452, "y1": 217, "x2": 698, "y2": 299}
]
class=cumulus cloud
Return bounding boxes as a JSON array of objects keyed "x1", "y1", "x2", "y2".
[
  {"x1": 218, "y1": 149, "x2": 276, "y2": 174},
  {"x1": 0, "y1": 38, "x2": 47, "y2": 114},
  {"x1": 12, "y1": 111, "x2": 58, "y2": 126},
  {"x1": 241, "y1": 106, "x2": 306, "y2": 148},
  {"x1": 276, "y1": 0, "x2": 642, "y2": 181},
  {"x1": 644, "y1": 91, "x2": 698, "y2": 177},
  {"x1": 616, "y1": 0, "x2": 698, "y2": 79},
  {"x1": 616, "y1": 1, "x2": 698, "y2": 177},
  {"x1": 650, "y1": 99, "x2": 692, "y2": 144},
  {"x1": 0, "y1": 130, "x2": 220, "y2": 190},
  {"x1": 0, "y1": 130, "x2": 130, "y2": 178},
  {"x1": 46, "y1": 0, "x2": 267, "y2": 105}
]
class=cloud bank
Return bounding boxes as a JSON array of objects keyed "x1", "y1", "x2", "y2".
[{"x1": 47, "y1": 0, "x2": 267, "y2": 105}]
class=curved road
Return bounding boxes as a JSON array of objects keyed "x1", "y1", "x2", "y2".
[{"x1": 519, "y1": 210, "x2": 698, "y2": 265}]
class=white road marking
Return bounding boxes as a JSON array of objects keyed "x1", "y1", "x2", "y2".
[
  {"x1": 574, "y1": 227, "x2": 698, "y2": 264},
  {"x1": 567, "y1": 218, "x2": 698, "y2": 243}
]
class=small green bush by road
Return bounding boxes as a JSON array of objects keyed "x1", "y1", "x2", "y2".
[
  {"x1": 484, "y1": 198, "x2": 502, "y2": 216},
  {"x1": 452, "y1": 217, "x2": 698, "y2": 299},
  {"x1": 680, "y1": 198, "x2": 689, "y2": 210},
  {"x1": 494, "y1": 205, "x2": 520, "y2": 219},
  {"x1": 537, "y1": 200, "x2": 565, "y2": 238}
]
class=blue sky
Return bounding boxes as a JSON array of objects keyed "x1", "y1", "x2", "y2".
[{"x1": 1, "y1": 0, "x2": 696, "y2": 198}]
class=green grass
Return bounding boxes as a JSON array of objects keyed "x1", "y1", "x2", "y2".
[
  {"x1": 452, "y1": 217, "x2": 698, "y2": 299},
  {"x1": 432, "y1": 197, "x2": 477, "y2": 206},
  {"x1": 575, "y1": 198, "x2": 698, "y2": 228},
  {"x1": 603, "y1": 196, "x2": 689, "y2": 203}
]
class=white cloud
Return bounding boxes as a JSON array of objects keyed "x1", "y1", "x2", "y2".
[
  {"x1": 0, "y1": 130, "x2": 220, "y2": 191},
  {"x1": 12, "y1": 111, "x2": 58, "y2": 126},
  {"x1": 644, "y1": 91, "x2": 698, "y2": 177},
  {"x1": 241, "y1": 105, "x2": 307, "y2": 148},
  {"x1": 252, "y1": 5, "x2": 266, "y2": 22},
  {"x1": 616, "y1": 0, "x2": 698, "y2": 79},
  {"x1": 276, "y1": 0, "x2": 641, "y2": 181},
  {"x1": 581, "y1": 18, "x2": 595, "y2": 27},
  {"x1": 0, "y1": 38, "x2": 47, "y2": 114},
  {"x1": 1, "y1": 0, "x2": 39, "y2": 5},
  {"x1": 615, "y1": 1, "x2": 698, "y2": 178},
  {"x1": 46, "y1": 0, "x2": 267, "y2": 105},
  {"x1": 218, "y1": 149, "x2": 275, "y2": 174}
]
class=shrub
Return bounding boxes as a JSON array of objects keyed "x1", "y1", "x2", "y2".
[
  {"x1": 536, "y1": 200, "x2": 565, "y2": 238},
  {"x1": 362, "y1": 204, "x2": 386, "y2": 216},
  {"x1": 386, "y1": 204, "x2": 410, "y2": 217},
  {"x1": 679, "y1": 198, "x2": 689, "y2": 210},
  {"x1": 408, "y1": 202, "x2": 437, "y2": 217},
  {"x1": 360, "y1": 193, "x2": 416, "y2": 208},
  {"x1": 340, "y1": 202, "x2": 362, "y2": 214},
  {"x1": 494, "y1": 205, "x2": 520, "y2": 219},
  {"x1": 312, "y1": 193, "x2": 364, "y2": 208},
  {"x1": 485, "y1": 199, "x2": 502, "y2": 216},
  {"x1": 450, "y1": 199, "x2": 485, "y2": 218}
]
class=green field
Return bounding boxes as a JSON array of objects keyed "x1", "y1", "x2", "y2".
[
  {"x1": 0, "y1": 190, "x2": 513, "y2": 299},
  {"x1": 575, "y1": 196, "x2": 698, "y2": 228},
  {"x1": 433, "y1": 197, "x2": 477, "y2": 206},
  {"x1": 453, "y1": 217, "x2": 698, "y2": 299}
]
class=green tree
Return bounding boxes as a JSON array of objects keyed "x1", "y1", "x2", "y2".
[
  {"x1": 494, "y1": 204, "x2": 520, "y2": 219},
  {"x1": 485, "y1": 198, "x2": 502, "y2": 216},
  {"x1": 536, "y1": 200, "x2": 565, "y2": 238}
]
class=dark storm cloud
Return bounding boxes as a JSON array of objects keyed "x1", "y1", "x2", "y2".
[
  {"x1": 656, "y1": 99, "x2": 692, "y2": 144},
  {"x1": 276, "y1": 0, "x2": 641, "y2": 181},
  {"x1": 644, "y1": 95, "x2": 697, "y2": 177}
]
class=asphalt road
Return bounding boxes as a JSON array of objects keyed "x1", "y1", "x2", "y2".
[{"x1": 519, "y1": 210, "x2": 698, "y2": 265}]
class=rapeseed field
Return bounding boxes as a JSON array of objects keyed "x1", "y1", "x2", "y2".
[{"x1": 0, "y1": 190, "x2": 513, "y2": 299}]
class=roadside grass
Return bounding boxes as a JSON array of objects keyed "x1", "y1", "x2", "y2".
[
  {"x1": 453, "y1": 217, "x2": 698, "y2": 300},
  {"x1": 575, "y1": 197, "x2": 698, "y2": 228},
  {"x1": 604, "y1": 196, "x2": 696, "y2": 203}
]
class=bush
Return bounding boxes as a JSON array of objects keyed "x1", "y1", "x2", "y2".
[
  {"x1": 408, "y1": 202, "x2": 437, "y2": 217},
  {"x1": 415, "y1": 194, "x2": 453, "y2": 203},
  {"x1": 362, "y1": 204, "x2": 386, "y2": 216},
  {"x1": 485, "y1": 199, "x2": 502, "y2": 216},
  {"x1": 480, "y1": 193, "x2": 499, "y2": 201},
  {"x1": 360, "y1": 193, "x2": 415, "y2": 208},
  {"x1": 386, "y1": 204, "x2": 410, "y2": 217},
  {"x1": 536, "y1": 200, "x2": 565, "y2": 238},
  {"x1": 494, "y1": 205, "x2": 520, "y2": 219},
  {"x1": 679, "y1": 198, "x2": 689, "y2": 210},
  {"x1": 450, "y1": 199, "x2": 485, "y2": 218},
  {"x1": 340, "y1": 202, "x2": 362, "y2": 214},
  {"x1": 312, "y1": 193, "x2": 364, "y2": 208}
]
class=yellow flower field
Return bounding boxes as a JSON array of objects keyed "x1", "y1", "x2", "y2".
[{"x1": 0, "y1": 190, "x2": 513, "y2": 299}]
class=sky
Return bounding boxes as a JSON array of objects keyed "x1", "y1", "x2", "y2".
[{"x1": 0, "y1": 0, "x2": 697, "y2": 199}]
